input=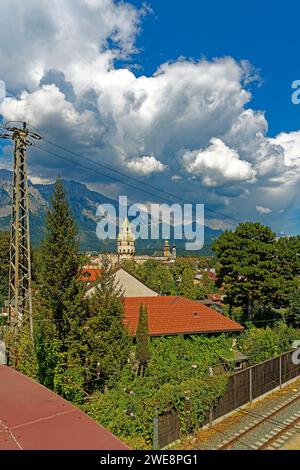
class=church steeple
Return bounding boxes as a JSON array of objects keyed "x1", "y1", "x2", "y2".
[
  {"x1": 164, "y1": 240, "x2": 170, "y2": 258},
  {"x1": 117, "y1": 217, "x2": 135, "y2": 259}
]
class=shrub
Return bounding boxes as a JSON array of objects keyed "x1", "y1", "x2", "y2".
[{"x1": 238, "y1": 322, "x2": 300, "y2": 364}]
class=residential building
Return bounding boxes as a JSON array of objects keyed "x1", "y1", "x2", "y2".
[
  {"x1": 123, "y1": 296, "x2": 243, "y2": 337},
  {"x1": 85, "y1": 267, "x2": 159, "y2": 298},
  {"x1": 80, "y1": 266, "x2": 103, "y2": 285}
]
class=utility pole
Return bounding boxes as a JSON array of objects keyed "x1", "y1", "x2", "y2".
[{"x1": 0, "y1": 121, "x2": 41, "y2": 365}]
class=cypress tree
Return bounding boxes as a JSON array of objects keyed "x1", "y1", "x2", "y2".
[{"x1": 136, "y1": 303, "x2": 150, "y2": 376}]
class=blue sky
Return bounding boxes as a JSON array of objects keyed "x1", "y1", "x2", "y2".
[
  {"x1": 129, "y1": 0, "x2": 300, "y2": 136},
  {"x1": 0, "y1": 0, "x2": 300, "y2": 234}
]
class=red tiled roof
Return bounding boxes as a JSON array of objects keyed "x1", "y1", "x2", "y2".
[
  {"x1": 0, "y1": 366, "x2": 128, "y2": 450},
  {"x1": 80, "y1": 268, "x2": 103, "y2": 282},
  {"x1": 123, "y1": 296, "x2": 243, "y2": 336}
]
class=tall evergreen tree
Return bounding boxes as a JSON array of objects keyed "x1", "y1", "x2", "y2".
[
  {"x1": 83, "y1": 255, "x2": 130, "y2": 391},
  {"x1": 212, "y1": 222, "x2": 296, "y2": 320},
  {"x1": 289, "y1": 290, "x2": 300, "y2": 327},
  {"x1": 136, "y1": 303, "x2": 150, "y2": 376},
  {"x1": 38, "y1": 177, "x2": 82, "y2": 340},
  {"x1": 36, "y1": 178, "x2": 87, "y2": 392}
]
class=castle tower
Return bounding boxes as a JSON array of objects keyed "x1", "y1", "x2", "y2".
[
  {"x1": 117, "y1": 217, "x2": 135, "y2": 261},
  {"x1": 163, "y1": 240, "x2": 170, "y2": 259}
]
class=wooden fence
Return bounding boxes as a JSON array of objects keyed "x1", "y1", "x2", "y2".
[
  {"x1": 153, "y1": 409, "x2": 180, "y2": 449},
  {"x1": 209, "y1": 349, "x2": 300, "y2": 423},
  {"x1": 154, "y1": 349, "x2": 300, "y2": 448}
]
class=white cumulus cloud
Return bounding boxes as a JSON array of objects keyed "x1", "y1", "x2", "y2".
[
  {"x1": 256, "y1": 206, "x2": 272, "y2": 214},
  {"x1": 182, "y1": 138, "x2": 256, "y2": 187},
  {"x1": 126, "y1": 155, "x2": 166, "y2": 175},
  {"x1": 0, "y1": 0, "x2": 142, "y2": 91},
  {"x1": 0, "y1": 0, "x2": 300, "y2": 231},
  {"x1": 269, "y1": 131, "x2": 300, "y2": 168}
]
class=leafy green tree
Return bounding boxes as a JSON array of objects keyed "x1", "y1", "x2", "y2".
[
  {"x1": 197, "y1": 258, "x2": 208, "y2": 270},
  {"x1": 238, "y1": 322, "x2": 300, "y2": 364},
  {"x1": 197, "y1": 272, "x2": 218, "y2": 297},
  {"x1": 170, "y1": 260, "x2": 193, "y2": 287},
  {"x1": 121, "y1": 259, "x2": 138, "y2": 274},
  {"x1": 53, "y1": 351, "x2": 86, "y2": 404},
  {"x1": 123, "y1": 259, "x2": 177, "y2": 295},
  {"x1": 83, "y1": 255, "x2": 131, "y2": 390},
  {"x1": 16, "y1": 313, "x2": 39, "y2": 380},
  {"x1": 247, "y1": 301, "x2": 283, "y2": 326},
  {"x1": 198, "y1": 256, "x2": 218, "y2": 270},
  {"x1": 34, "y1": 304, "x2": 61, "y2": 388},
  {"x1": 179, "y1": 267, "x2": 196, "y2": 299},
  {"x1": 194, "y1": 285, "x2": 206, "y2": 300},
  {"x1": 289, "y1": 289, "x2": 300, "y2": 326},
  {"x1": 146, "y1": 263, "x2": 177, "y2": 295},
  {"x1": 0, "y1": 231, "x2": 10, "y2": 307},
  {"x1": 276, "y1": 236, "x2": 300, "y2": 277},
  {"x1": 212, "y1": 222, "x2": 295, "y2": 320},
  {"x1": 136, "y1": 304, "x2": 150, "y2": 376}
]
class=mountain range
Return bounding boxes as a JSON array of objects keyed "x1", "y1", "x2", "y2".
[{"x1": 0, "y1": 169, "x2": 222, "y2": 255}]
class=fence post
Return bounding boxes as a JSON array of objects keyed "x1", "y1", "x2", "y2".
[
  {"x1": 279, "y1": 354, "x2": 282, "y2": 389},
  {"x1": 249, "y1": 367, "x2": 253, "y2": 403},
  {"x1": 153, "y1": 415, "x2": 159, "y2": 450}
]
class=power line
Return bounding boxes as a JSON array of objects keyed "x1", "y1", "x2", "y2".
[
  {"x1": 32, "y1": 143, "x2": 174, "y2": 205},
  {"x1": 239, "y1": 314, "x2": 295, "y2": 325},
  {"x1": 42, "y1": 139, "x2": 185, "y2": 201},
  {"x1": 35, "y1": 138, "x2": 243, "y2": 225},
  {"x1": 17, "y1": 312, "x2": 296, "y2": 324}
]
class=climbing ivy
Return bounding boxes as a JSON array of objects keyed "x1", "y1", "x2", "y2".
[{"x1": 82, "y1": 335, "x2": 231, "y2": 448}]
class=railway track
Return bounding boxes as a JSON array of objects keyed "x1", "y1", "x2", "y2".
[
  {"x1": 217, "y1": 391, "x2": 300, "y2": 450},
  {"x1": 258, "y1": 414, "x2": 300, "y2": 450}
]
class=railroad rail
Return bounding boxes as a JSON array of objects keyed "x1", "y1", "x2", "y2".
[
  {"x1": 257, "y1": 414, "x2": 300, "y2": 450},
  {"x1": 217, "y1": 391, "x2": 300, "y2": 450}
]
